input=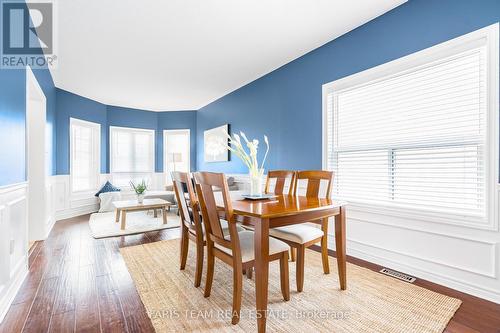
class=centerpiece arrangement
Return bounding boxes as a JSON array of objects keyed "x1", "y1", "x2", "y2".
[
  {"x1": 224, "y1": 131, "x2": 269, "y2": 197},
  {"x1": 130, "y1": 180, "x2": 148, "y2": 203}
]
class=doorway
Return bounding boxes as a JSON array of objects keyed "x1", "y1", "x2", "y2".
[
  {"x1": 26, "y1": 67, "x2": 48, "y2": 243},
  {"x1": 164, "y1": 129, "x2": 190, "y2": 185}
]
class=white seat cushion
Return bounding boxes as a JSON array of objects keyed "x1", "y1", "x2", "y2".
[
  {"x1": 144, "y1": 190, "x2": 176, "y2": 203},
  {"x1": 269, "y1": 224, "x2": 324, "y2": 244},
  {"x1": 215, "y1": 230, "x2": 289, "y2": 263}
]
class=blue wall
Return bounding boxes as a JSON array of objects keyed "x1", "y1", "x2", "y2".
[
  {"x1": 55, "y1": 89, "x2": 197, "y2": 174},
  {"x1": 0, "y1": 1, "x2": 57, "y2": 186},
  {"x1": 55, "y1": 89, "x2": 108, "y2": 174},
  {"x1": 0, "y1": 70, "x2": 27, "y2": 185},
  {"x1": 196, "y1": 0, "x2": 500, "y2": 173}
]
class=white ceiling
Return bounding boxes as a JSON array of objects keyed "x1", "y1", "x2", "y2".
[{"x1": 52, "y1": 0, "x2": 406, "y2": 111}]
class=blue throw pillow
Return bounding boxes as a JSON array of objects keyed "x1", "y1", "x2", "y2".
[{"x1": 95, "y1": 181, "x2": 121, "y2": 197}]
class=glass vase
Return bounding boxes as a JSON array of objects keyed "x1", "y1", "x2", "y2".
[{"x1": 249, "y1": 171, "x2": 262, "y2": 196}]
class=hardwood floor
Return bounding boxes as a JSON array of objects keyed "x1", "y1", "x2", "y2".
[{"x1": 1, "y1": 214, "x2": 499, "y2": 333}]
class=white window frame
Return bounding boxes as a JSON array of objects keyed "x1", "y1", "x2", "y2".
[
  {"x1": 109, "y1": 126, "x2": 156, "y2": 186},
  {"x1": 70, "y1": 118, "x2": 101, "y2": 194},
  {"x1": 322, "y1": 23, "x2": 499, "y2": 230},
  {"x1": 163, "y1": 129, "x2": 191, "y2": 185}
]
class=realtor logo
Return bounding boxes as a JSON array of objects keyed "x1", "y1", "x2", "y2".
[{"x1": 1, "y1": 0, "x2": 57, "y2": 69}]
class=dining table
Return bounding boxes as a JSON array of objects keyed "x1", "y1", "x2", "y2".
[{"x1": 215, "y1": 192, "x2": 347, "y2": 333}]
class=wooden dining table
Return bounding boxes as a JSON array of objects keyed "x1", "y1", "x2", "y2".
[{"x1": 215, "y1": 192, "x2": 347, "y2": 333}]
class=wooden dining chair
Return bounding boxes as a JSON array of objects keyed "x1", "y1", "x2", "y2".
[
  {"x1": 172, "y1": 171, "x2": 245, "y2": 287},
  {"x1": 264, "y1": 170, "x2": 296, "y2": 195},
  {"x1": 172, "y1": 171, "x2": 205, "y2": 287},
  {"x1": 268, "y1": 170, "x2": 334, "y2": 292},
  {"x1": 194, "y1": 171, "x2": 290, "y2": 325}
]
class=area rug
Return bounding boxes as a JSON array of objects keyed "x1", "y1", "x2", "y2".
[
  {"x1": 120, "y1": 239, "x2": 461, "y2": 333},
  {"x1": 89, "y1": 211, "x2": 180, "y2": 238}
]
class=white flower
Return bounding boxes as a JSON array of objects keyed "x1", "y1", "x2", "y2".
[{"x1": 223, "y1": 130, "x2": 270, "y2": 176}]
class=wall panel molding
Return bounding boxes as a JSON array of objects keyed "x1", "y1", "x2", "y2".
[{"x1": 0, "y1": 183, "x2": 28, "y2": 323}]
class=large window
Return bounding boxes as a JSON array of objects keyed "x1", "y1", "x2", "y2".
[
  {"x1": 70, "y1": 118, "x2": 101, "y2": 193},
  {"x1": 110, "y1": 126, "x2": 155, "y2": 186},
  {"x1": 323, "y1": 25, "x2": 498, "y2": 225}
]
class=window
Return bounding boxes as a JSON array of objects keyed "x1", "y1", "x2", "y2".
[
  {"x1": 110, "y1": 126, "x2": 155, "y2": 186},
  {"x1": 164, "y1": 129, "x2": 190, "y2": 185},
  {"x1": 323, "y1": 24, "x2": 498, "y2": 224},
  {"x1": 70, "y1": 118, "x2": 100, "y2": 192}
]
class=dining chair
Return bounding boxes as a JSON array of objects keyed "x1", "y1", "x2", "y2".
[
  {"x1": 268, "y1": 170, "x2": 334, "y2": 292},
  {"x1": 171, "y1": 171, "x2": 205, "y2": 287},
  {"x1": 263, "y1": 170, "x2": 298, "y2": 261},
  {"x1": 264, "y1": 170, "x2": 296, "y2": 195},
  {"x1": 194, "y1": 171, "x2": 290, "y2": 325},
  {"x1": 172, "y1": 171, "x2": 245, "y2": 287}
]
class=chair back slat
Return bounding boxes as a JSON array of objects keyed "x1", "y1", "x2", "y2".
[
  {"x1": 265, "y1": 170, "x2": 296, "y2": 195},
  {"x1": 294, "y1": 170, "x2": 334, "y2": 198},
  {"x1": 171, "y1": 171, "x2": 201, "y2": 232},
  {"x1": 194, "y1": 172, "x2": 239, "y2": 249}
]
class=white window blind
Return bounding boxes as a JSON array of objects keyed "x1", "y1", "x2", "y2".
[
  {"x1": 70, "y1": 118, "x2": 100, "y2": 192},
  {"x1": 325, "y1": 46, "x2": 488, "y2": 217},
  {"x1": 110, "y1": 126, "x2": 155, "y2": 186}
]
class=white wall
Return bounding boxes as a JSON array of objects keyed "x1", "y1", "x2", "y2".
[{"x1": 228, "y1": 173, "x2": 500, "y2": 304}]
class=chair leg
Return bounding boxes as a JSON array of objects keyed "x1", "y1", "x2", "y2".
[
  {"x1": 194, "y1": 238, "x2": 204, "y2": 287},
  {"x1": 321, "y1": 218, "x2": 330, "y2": 274},
  {"x1": 246, "y1": 266, "x2": 253, "y2": 279},
  {"x1": 290, "y1": 247, "x2": 296, "y2": 262},
  {"x1": 204, "y1": 244, "x2": 215, "y2": 298},
  {"x1": 296, "y1": 245, "x2": 305, "y2": 292},
  {"x1": 180, "y1": 226, "x2": 189, "y2": 270},
  {"x1": 232, "y1": 263, "x2": 243, "y2": 325},
  {"x1": 280, "y1": 252, "x2": 290, "y2": 301}
]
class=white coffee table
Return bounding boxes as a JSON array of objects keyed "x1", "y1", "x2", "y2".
[{"x1": 113, "y1": 198, "x2": 172, "y2": 230}]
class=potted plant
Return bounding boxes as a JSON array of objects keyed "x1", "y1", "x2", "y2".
[
  {"x1": 224, "y1": 131, "x2": 269, "y2": 196},
  {"x1": 130, "y1": 180, "x2": 148, "y2": 203}
]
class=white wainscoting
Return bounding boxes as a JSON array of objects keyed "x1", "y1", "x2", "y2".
[
  {"x1": 53, "y1": 173, "x2": 168, "y2": 221},
  {"x1": 0, "y1": 182, "x2": 29, "y2": 322},
  {"x1": 228, "y1": 173, "x2": 500, "y2": 304}
]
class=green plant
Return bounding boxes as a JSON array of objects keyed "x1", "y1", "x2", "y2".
[{"x1": 130, "y1": 180, "x2": 147, "y2": 195}]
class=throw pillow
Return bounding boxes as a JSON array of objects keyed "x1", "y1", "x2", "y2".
[{"x1": 95, "y1": 181, "x2": 121, "y2": 197}]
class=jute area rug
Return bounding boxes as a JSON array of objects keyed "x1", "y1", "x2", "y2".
[
  {"x1": 89, "y1": 211, "x2": 180, "y2": 239},
  {"x1": 120, "y1": 239, "x2": 461, "y2": 333}
]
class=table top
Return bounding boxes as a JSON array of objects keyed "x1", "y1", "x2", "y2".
[
  {"x1": 113, "y1": 198, "x2": 171, "y2": 209},
  {"x1": 215, "y1": 191, "x2": 347, "y2": 218}
]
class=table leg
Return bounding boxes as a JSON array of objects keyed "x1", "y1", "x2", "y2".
[
  {"x1": 335, "y1": 206, "x2": 347, "y2": 290},
  {"x1": 121, "y1": 210, "x2": 127, "y2": 230},
  {"x1": 254, "y1": 218, "x2": 269, "y2": 333},
  {"x1": 115, "y1": 209, "x2": 120, "y2": 223},
  {"x1": 162, "y1": 207, "x2": 168, "y2": 224}
]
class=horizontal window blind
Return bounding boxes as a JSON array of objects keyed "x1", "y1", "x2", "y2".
[
  {"x1": 326, "y1": 46, "x2": 487, "y2": 217},
  {"x1": 110, "y1": 127, "x2": 155, "y2": 186}
]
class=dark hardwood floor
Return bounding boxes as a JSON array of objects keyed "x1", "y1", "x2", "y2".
[{"x1": 1, "y1": 214, "x2": 499, "y2": 333}]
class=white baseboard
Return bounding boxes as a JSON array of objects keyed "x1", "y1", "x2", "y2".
[{"x1": 55, "y1": 204, "x2": 99, "y2": 221}]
